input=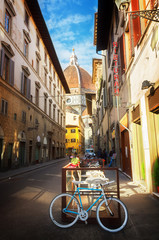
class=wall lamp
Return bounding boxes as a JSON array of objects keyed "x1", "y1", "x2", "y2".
[
  {"x1": 115, "y1": 0, "x2": 159, "y2": 22},
  {"x1": 141, "y1": 80, "x2": 155, "y2": 90}
]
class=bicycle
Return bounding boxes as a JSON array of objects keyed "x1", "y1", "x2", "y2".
[{"x1": 49, "y1": 178, "x2": 128, "y2": 233}]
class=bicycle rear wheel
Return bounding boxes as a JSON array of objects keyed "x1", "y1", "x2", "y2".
[
  {"x1": 49, "y1": 193, "x2": 80, "y2": 228},
  {"x1": 96, "y1": 197, "x2": 128, "y2": 232}
]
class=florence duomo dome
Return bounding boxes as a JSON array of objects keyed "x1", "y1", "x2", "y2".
[{"x1": 64, "y1": 49, "x2": 95, "y2": 115}]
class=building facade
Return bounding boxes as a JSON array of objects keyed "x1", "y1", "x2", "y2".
[
  {"x1": 0, "y1": 0, "x2": 69, "y2": 170},
  {"x1": 96, "y1": 0, "x2": 159, "y2": 193}
]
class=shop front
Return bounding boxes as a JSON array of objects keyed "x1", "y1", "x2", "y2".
[{"x1": 146, "y1": 86, "x2": 159, "y2": 192}]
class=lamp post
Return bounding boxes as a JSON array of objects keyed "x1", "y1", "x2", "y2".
[{"x1": 115, "y1": 0, "x2": 159, "y2": 22}]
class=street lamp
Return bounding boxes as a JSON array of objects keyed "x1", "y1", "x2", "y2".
[
  {"x1": 141, "y1": 80, "x2": 155, "y2": 90},
  {"x1": 115, "y1": 0, "x2": 130, "y2": 11},
  {"x1": 115, "y1": 0, "x2": 159, "y2": 22}
]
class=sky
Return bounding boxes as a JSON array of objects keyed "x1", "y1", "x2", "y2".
[{"x1": 37, "y1": 0, "x2": 99, "y2": 75}]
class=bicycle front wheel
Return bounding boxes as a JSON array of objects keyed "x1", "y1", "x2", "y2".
[
  {"x1": 49, "y1": 193, "x2": 80, "y2": 228},
  {"x1": 96, "y1": 197, "x2": 128, "y2": 232}
]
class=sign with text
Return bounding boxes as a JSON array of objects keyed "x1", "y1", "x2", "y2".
[{"x1": 113, "y1": 42, "x2": 119, "y2": 96}]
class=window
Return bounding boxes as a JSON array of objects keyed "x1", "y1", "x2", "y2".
[
  {"x1": 35, "y1": 87, "x2": 39, "y2": 106},
  {"x1": 71, "y1": 139, "x2": 76, "y2": 142},
  {"x1": 5, "y1": 9, "x2": 11, "y2": 33},
  {"x1": 49, "y1": 100, "x2": 52, "y2": 117},
  {"x1": 44, "y1": 96, "x2": 47, "y2": 113},
  {"x1": 44, "y1": 50, "x2": 47, "y2": 65},
  {"x1": 53, "y1": 106, "x2": 55, "y2": 121},
  {"x1": 24, "y1": 9, "x2": 29, "y2": 28},
  {"x1": 36, "y1": 58, "x2": 39, "y2": 74},
  {"x1": 21, "y1": 69, "x2": 31, "y2": 99},
  {"x1": 53, "y1": 85, "x2": 56, "y2": 96},
  {"x1": 14, "y1": 113, "x2": 17, "y2": 120},
  {"x1": 36, "y1": 34, "x2": 40, "y2": 49},
  {"x1": 49, "y1": 79, "x2": 51, "y2": 92},
  {"x1": 1, "y1": 98, "x2": 8, "y2": 115},
  {"x1": 2, "y1": 54, "x2": 9, "y2": 82},
  {"x1": 22, "y1": 111, "x2": 26, "y2": 123},
  {"x1": 24, "y1": 38, "x2": 29, "y2": 58},
  {"x1": 0, "y1": 46, "x2": 14, "y2": 86},
  {"x1": 49, "y1": 61, "x2": 51, "y2": 73},
  {"x1": 45, "y1": 71, "x2": 47, "y2": 87},
  {"x1": 71, "y1": 129, "x2": 76, "y2": 133},
  {"x1": 57, "y1": 110, "x2": 60, "y2": 123},
  {"x1": 4, "y1": 0, "x2": 16, "y2": 35},
  {"x1": 53, "y1": 69, "x2": 55, "y2": 80},
  {"x1": 61, "y1": 113, "x2": 63, "y2": 126}
]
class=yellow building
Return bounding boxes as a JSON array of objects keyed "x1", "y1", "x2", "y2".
[{"x1": 65, "y1": 109, "x2": 85, "y2": 156}]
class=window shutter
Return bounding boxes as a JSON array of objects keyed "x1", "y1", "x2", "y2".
[
  {"x1": 103, "y1": 86, "x2": 108, "y2": 108},
  {"x1": 27, "y1": 78, "x2": 31, "y2": 99},
  {"x1": 0, "y1": 49, "x2": 4, "y2": 77},
  {"x1": 21, "y1": 72, "x2": 24, "y2": 94},
  {"x1": 9, "y1": 59, "x2": 14, "y2": 86}
]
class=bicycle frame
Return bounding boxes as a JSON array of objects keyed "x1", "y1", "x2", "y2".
[{"x1": 64, "y1": 186, "x2": 106, "y2": 215}]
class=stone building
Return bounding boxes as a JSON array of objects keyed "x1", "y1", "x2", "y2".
[
  {"x1": 95, "y1": 0, "x2": 159, "y2": 194},
  {"x1": 0, "y1": 0, "x2": 69, "y2": 170}
]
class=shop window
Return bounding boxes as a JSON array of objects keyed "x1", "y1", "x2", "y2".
[{"x1": 71, "y1": 139, "x2": 76, "y2": 142}]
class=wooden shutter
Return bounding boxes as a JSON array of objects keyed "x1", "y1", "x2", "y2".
[
  {"x1": 0, "y1": 49, "x2": 4, "y2": 77},
  {"x1": 9, "y1": 59, "x2": 14, "y2": 86},
  {"x1": 131, "y1": 0, "x2": 141, "y2": 47},
  {"x1": 21, "y1": 72, "x2": 24, "y2": 94},
  {"x1": 27, "y1": 78, "x2": 31, "y2": 99},
  {"x1": 120, "y1": 34, "x2": 125, "y2": 75}
]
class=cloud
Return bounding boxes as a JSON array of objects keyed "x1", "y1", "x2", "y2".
[
  {"x1": 46, "y1": 14, "x2": 91, "y2": 31},
  {"x1": 38, "y1": 0, "x2": 99, "y2": 75}
]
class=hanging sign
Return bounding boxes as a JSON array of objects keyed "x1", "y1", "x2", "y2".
[{"x1": 113, "y1": 42, "x2": 119, "y2": 96}]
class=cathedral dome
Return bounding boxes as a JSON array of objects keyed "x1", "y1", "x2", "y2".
[{"x1": 64, "y1": 49, "x2": 95, "y2": 92}]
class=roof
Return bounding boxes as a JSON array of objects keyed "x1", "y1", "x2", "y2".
[
  {"x1": 64, "y1": 65, "x2": 95, "y2": 91},
  {"x1": 25, "y1": 0, "x2": 70, "y2": 93},
  {"x1": 97, "y1": 0, "x2": 114, "y2": 51},
  {"x1": 64, "y1": 49, "x2": 95, "y2": 92}
]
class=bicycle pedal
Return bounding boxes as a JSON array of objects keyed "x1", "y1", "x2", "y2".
[{"x1": 85, "y1": 221, "x2": 88, "y2": 225}]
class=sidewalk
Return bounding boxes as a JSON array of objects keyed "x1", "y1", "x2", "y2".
[
  {"x1": 118, "y1": 173, "x2": 159, "y2": 240},
  {"x1": 0, "y1": 157, "x2": 69, "y2": 181}
]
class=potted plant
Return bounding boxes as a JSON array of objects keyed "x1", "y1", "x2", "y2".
[{"x1": 153, "y1": 157, "x2": 159, "y2": 192}]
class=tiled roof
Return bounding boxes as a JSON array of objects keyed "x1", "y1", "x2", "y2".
[{"x1": 64, "y1": 65, "x2": 95, "y2": 91}]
